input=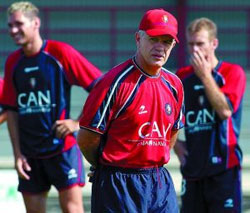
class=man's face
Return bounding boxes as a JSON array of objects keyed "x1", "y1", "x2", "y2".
[
  {"x1": 136, "y1": 32, "x2": 176, "y2": 72},
  {"x1": 8, "y1": 11, "x2": 38, "y2": 46},
  {"x1": 187, "y1": 29, "x2": 217, "y2": 60}
]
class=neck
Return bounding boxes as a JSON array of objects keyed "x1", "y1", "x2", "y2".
[
  {"x1": 213, "y1": 58, "x2": 219, "y2": 69},
  {"x1": 211, "y1": 55, "x2": 219, "y2": 70},
  {"x1": 23, "y1": 35, "x2": 43, "y2": 56},
  {"x1": 135, "y1": 54, "x2": 161, "y2": 76}
]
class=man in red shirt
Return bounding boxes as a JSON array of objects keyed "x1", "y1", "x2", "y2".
[{"x1": 78, "y1": 8, "x2": 185, "y2": 213}]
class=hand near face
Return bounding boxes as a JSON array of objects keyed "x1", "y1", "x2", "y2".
[{"x1": 190, "y1": 49, "x2": 213, "y2": 80}]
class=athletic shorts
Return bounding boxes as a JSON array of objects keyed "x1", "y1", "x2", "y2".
[
  {"x1": 91, "y1": 165, "x2": 179, "y2": 213},
  {"x1": 180, "y1": 166, "x2": 241, "y2": 213},
  {"x1": 18, "y1": 143, "x2": 85, "y2": 193}
]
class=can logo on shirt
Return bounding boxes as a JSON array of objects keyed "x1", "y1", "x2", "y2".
[{"x1": 165, "y1": 103, "x2": 172, "y2": 115}]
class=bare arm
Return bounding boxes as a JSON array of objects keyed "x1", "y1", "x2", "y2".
[
  {"x1": 199, "y1": 74, "x2": 231, "y2": 120},
  {"x1": 169, "y1": 130, "x2": 179, "y2": 149},
  {"x1": 7, "y1": 111, "x2": 21, "y2": 158},
  {"x1": 173, "y1": 138, "x2": 188, "y2": 166},
  {"x1": 0, "y1": 111, "x2": 7, "y2": 124},
  {"x1": 77, "y1": 128, "x2": 101, "y2": 167},
  {"x1": 191, "y1": 50, "x2": 232, "y2": 120},
  {"x1": 7, "y1": 110, "x2": 31, "y2": 180}
]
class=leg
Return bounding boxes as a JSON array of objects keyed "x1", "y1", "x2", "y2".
[
  {"x1": 180, "y1": 178, "x2": 207, "y2": 213},
  {"x1": 44, "y1": 144, "x2": 85, "y2": 213},
  {"x1": 91, "y1": 166, "x2": 148, "y2": 213},
  {"x1": 150, "y1": 167, "x2": 179, "y2": 213},
  {"x1": 59, "y1": 185, "x2": 84, "y2": 213},
  {"x1": 18, "y1": 158, "x2": 51, "y2": 213},
  {"x1": 205, "y1": 167, "x2": 242, "y2": 213},
  {"x1": 22, "y1": 192, "x2": 48, "y2": 213}
]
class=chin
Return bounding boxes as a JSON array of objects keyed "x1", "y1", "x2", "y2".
[
  {"x1": 13, "y1": 39, "x2": 22, "y2": 44},
  {"x1": 15, "y1": 40, "x2": 26, "y2": 46},
  {"x1": 153, "y1": 61, "x2": 164, "y2": 68}
]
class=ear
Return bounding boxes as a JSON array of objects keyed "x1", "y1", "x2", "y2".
[
  {"x1": 212, "y1": 38, "x2": 218, "y2": 50},
  {"x1": 135, "y1": 31, "x2": 140, "y2": 43},
  {"x1": 135, "y1": 31, "x2": 141, "y2": 48},
  {"x1": 34, "y1": 17, "x2": 41, "y2": 29},
  {"x1": 172, "y1": 39, "x2": 177, "y2": 47}
]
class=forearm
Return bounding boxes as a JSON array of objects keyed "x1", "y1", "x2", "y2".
[
  {"x1": 173, "y1": 137, "x2": 188, "y2": 165},
  {"x1": 7, "y1": 110, "x2": 22, "y2": 158},
  {"x1": 201, "y1": 74, "x2": 232, "y2": 120},
  {"x1": 0, "y1": 111, "x2": 7, "y2": 124},
  {"x1": 77, "y1": 129, "x2": 101, "y2": 167},
  {"x1": 81, "y1": 146, "x2": 99, "y2": 167},
  {"x1": 169, "y1": 130, "x2": 179, "y2": 149}
]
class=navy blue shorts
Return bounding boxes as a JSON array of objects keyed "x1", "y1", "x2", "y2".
[
  {"x1": 18, "y1": 144, "x2": 85, "y2": 193},
  {"x1": 180, "y1": 166, "x2": 241, "y2": 213},
  {"x1": 91, "y1": 165, "x2": 179, "y2": 213}
]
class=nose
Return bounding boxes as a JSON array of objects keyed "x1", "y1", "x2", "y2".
[
  {"x1": 189, "y1": 44, "x2": 199, "y2": 54},
  {"x1": 154, "y1": 41, "x2": 166, "y2": 50},
  {"x1": 193, "y1": 45, "x2": 199, "y2": 51},
  {"x1": 9, "y1": 25, "x2": 18, "y2": 34}
]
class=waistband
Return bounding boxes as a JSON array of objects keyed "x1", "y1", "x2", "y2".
[{"x1": 98, "y1": 164, "x2": 165, "y2": 174}]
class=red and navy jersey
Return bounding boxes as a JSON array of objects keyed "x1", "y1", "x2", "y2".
[
  {"x1": 176, "y1": 61, "x2": 246, "y2": 178},
  {"x1": 1, "y1": 40, "x2": 102, "y2": 158},
  {"x1": 80, "y1": 57, "x2": 185, "y2": 168}
]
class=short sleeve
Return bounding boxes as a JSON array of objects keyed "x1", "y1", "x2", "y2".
[
  {"x1": 1, "y1": 52, "x2": 21, "y2": 109},
  {"x1": 46, "y1": 41, "x2": 102, "y2": 92},
  {"x1": 79, "y1": 73, "x2": 118, "y2": 134},
  {"x1": 220, "y1": 65, "x2": 246, "y2": 112}
]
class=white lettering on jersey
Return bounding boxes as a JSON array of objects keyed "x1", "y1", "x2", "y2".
[
  {"x1": 139, "y1": 105, "x2": 147, "y2": 114},
  {"x1": 138, "y1": 121, "x2": 171, "y2": 139},
  {"x1": 24, "y1": 66, "x2": 39, "y2": 73},
  {"x1": 186, "y1": 109, "x2": 215, "y2": 133},
  {"x1": 186, "y1": 109, "x2": 215, "y2": 126},
  {"x1": 18, "y1": 90, "x2": 51, "y2": 108}
]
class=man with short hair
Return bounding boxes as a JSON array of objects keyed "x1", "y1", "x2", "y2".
[
  {"x1": 1, "y1": 1, "x2": 102, "y2": 212},
  {"x1": 174, "y1": 17, "x2": 246, "y2": 213},
  {"x1": 77, "y1": 8, "x2": 185, "y2": 213}
]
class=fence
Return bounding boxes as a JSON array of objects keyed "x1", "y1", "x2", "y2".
[{"x1": 0, "y1": 4, "x2": 249, "y2": 71}]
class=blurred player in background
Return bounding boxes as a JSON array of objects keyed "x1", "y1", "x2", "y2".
[
  {"x1": 1, "y1": 1, "x2": 102, "y2": 213},
  {"x1": 77, "y1": 8, "x2": 185, "y2": 213},
  {"x1": 174, "y1": 17, "x2": 246, "y2": 213},
  {"x1": 0, "y1": 77, "x2": 7, "y2": 125}
]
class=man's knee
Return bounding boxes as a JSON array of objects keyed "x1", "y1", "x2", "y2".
[{"x1": 59, "y1": 186, "x2": 84, "y2": 213}]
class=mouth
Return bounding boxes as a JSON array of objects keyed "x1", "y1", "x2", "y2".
[
  {"x1": 12, "y1": 33, "x2": 23, "y2": 41},
  {"x1": 152, "y1": 54, "x2": 164, "y2": 60}
]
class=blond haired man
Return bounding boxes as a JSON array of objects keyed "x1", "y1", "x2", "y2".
[
  {"x1": 174, "y1": 18, "x2": 246, "y2": 213},
  {"x1": 1, "y1": 1, "x2": 102, "y2": 212}
]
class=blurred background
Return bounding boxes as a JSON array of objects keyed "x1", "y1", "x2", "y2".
[
  {"x1": 0, "y1": 0, "x2": 249, "y2": 212},
  {"x1": 0, "y1": 0, "x2": 250, "y2": 71}
]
